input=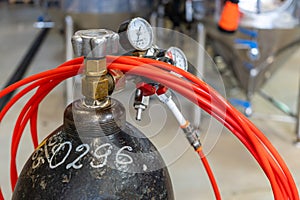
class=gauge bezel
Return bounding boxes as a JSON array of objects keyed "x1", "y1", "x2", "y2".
[
  {"x1": 166, "y1": 46, "x2": 188, "y2": 72},
  {"x1": 125, "y1": 17, "x2": 154, "y2": 51}
]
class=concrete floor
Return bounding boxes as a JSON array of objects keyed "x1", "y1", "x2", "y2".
[{"x1": 0, "y1": 3, "x2": 300, "y2": 200}]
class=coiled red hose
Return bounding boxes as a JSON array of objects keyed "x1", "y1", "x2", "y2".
[{"x1": 0, "y1": 56, "x2": 298, "y2": 200}]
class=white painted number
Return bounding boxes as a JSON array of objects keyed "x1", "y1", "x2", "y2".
[
  {"x1": 31, "y1": 148, "x2": 45, "y2": 169},
  {"x1": 49, "y1": 141, "x2": 72, "y2": 169},
  {"x1": 66, "y1": 144, "x2": 90, "y2": 169},
  {"x1": 90, "y1": 143, "x2": 113, "y2": 168},
  {"x1": 33, "y1": 138, "x2": 135, "y2": 170},
  {"x1": 116, "y1": 146, "x2": 133, "y2": 165}
]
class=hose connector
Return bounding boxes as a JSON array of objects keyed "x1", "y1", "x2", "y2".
[
  {"x1": 181, "y1": 122, "x2": 202, "y2": 150},
  {"x1": 156, "y1": 89, "x2": 202, "y2": 150}
]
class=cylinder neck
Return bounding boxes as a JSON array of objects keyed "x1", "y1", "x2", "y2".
[
  {"x1": 63, "y1": 98, "x2": 126, "y2": 137},
  {"x1": 83, "y1": 97, "x2": 111, "y2": 109}
]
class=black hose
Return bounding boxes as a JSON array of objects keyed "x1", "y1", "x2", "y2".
[{"x1": 0, "y1": 27, "x2": 50, "y2": 111}]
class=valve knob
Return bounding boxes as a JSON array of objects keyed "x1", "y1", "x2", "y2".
[{"x1": 71, "y1": 29, "x2": 119, "y2": 58}]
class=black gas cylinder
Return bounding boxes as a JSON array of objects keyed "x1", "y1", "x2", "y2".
[{"x1": 12, "y1": 98, "x2": 174, "y2": 199}]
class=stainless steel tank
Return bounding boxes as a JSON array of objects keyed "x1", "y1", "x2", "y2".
[
  {"x1": 47, "y1": 0, "x2": 153, "y2": 30},
  {"x1": 193, "y1": 0, "x2": 300, "y2": 99}
]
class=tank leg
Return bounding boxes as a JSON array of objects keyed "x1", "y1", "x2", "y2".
[{"x1": 295, "y1": 76, "x2": 300, "y2": 147}]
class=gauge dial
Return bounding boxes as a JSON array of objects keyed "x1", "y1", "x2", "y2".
[
  {"x1": 119, "y1": 17, "x2": 153, "y2": 51},
  {"x1": 166, "y1": 47, "x2": 188, "y2": 71}
]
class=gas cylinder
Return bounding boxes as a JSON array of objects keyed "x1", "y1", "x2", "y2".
[{"x1": 12, "y1": 29, "x2": 174, "y2": 199}]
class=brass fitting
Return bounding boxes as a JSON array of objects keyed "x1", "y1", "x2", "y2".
[
  {"x1": 71, "y1": 29, "x2": 125, "y2": 106},
  {"x1": 84, "y1": 59, "x2": 107, "y2": 76},
  {"x1": 132, "y1": 51, "x2": 146, "y2": 57},
  {"x1": 109, "y1": 69, "x2": 125, "y2": 92},
  {"x1": 82, "y1": 58, "x2": 109, "y2": 101}
]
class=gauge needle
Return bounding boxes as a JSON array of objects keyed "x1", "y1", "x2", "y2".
[
  {"x1": 136, "y1": 26, "x2": 142, "y2": 44},
  {"x1": 173, "y1": 52, "x2": 177, "y2": 64}
]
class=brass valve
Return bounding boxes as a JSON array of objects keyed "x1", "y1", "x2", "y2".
[
  {"x1": 82, "y1": 58, "x2": 109, "y2": 101},
  {"x1": 71, "y1": 29, "x2": 122, "y2": 106}
]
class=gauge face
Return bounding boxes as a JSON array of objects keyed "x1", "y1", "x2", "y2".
[
  {"x1": 166, "y1": 47, "x2": 188, "y2": 71},
  {"x1": 127, "y1": 17, "x2": 153, "y2": 51}
]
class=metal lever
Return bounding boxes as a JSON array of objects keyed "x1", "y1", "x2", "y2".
[
  {"x1": 134, "y1": 89, "x2": 150, "y2": 121},
  {"x1": 235, "y1": 38, "x2": 260, "y2": 61}
]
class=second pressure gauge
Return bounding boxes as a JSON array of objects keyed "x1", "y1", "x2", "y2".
[
  {"x1": 118, "y1": 17, "x2": 154, "y2": 51},
  {"x1": 165, "y1": 47, "x2": 188, "y2": 72}
]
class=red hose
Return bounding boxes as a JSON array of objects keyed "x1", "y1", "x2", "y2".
[
  {"x1": 0, "y1": 188, "x2": 3, "y2": 200},
  {"x1": 197, "y1": 147, "x2": 221, "y2": 200},
  {"x1": 0, "y1": 56, "x2": 298, "y2": 200},
  {"x1": 2, "y1": 60, "x2": 83, "y2": 190},
  {"x1": 107, "y1": 60, "x2": 298, "y2": 200},
  {"x1": 0, "y1": 64, "x2": 82, "y2": 99},
  {"x1": 10, "y1": 74, "x2": 76, "y2": 189}
]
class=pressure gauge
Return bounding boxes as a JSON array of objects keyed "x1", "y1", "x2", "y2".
[
  {"x1": 165, "y1": 47, "x2": 188, "y2": 71},
  {"x1": 118, "y1": 17, "x2": 153, "y2": 51}
]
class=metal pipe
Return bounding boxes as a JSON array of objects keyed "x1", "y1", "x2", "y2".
[
  {"x1": 193, "y1": 23, "x2": 206, "y2": 128},
  {"x1": 258, "y1": 90, "x2": 295, "y2": 117},
  {"x1": 0, "y1": 27, "x2": 51, "y2": 110},
  {"x1": 65, "y1": 15, "x2": 74, "y2": 105},
  {"x1": 296, "y1": 74, "x2": 300, "y2": 145}
]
